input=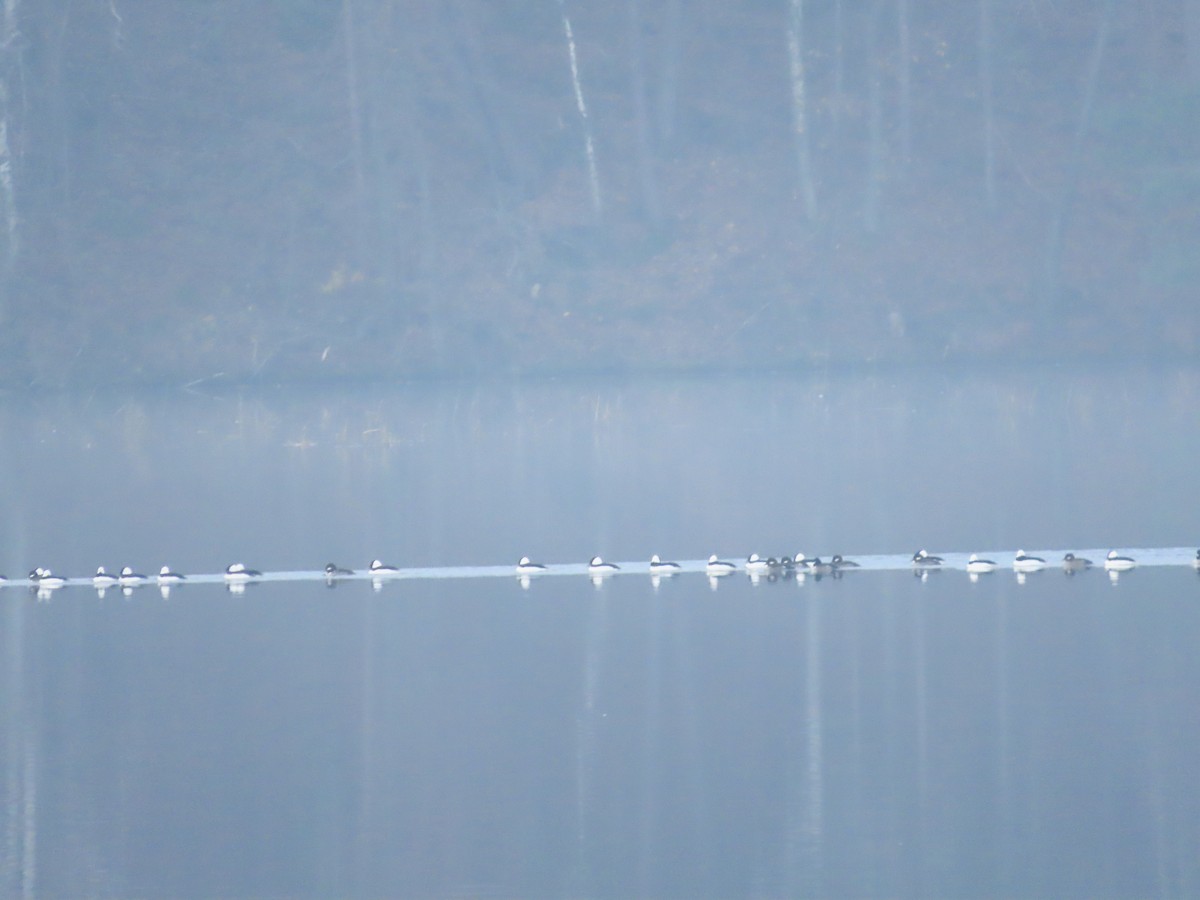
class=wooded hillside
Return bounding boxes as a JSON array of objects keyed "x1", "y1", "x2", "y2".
[{"x1": 1, "y1": 1, "x2": 1198, "y2": 387}]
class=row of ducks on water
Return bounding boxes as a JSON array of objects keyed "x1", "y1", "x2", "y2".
[
  {"x1": 24, "y1": 562, "x2": 264, "y2": 589},
  {"x1": 533, "y1": 548, "x2": 1200, "y2": 578},
  {"x1": 21, "y1": 560, "x2": 402, "y2": 590},
  {"x1": 521, "y1": 553, "x2": 867, "y2": 577},
  {"x1": 924, "y1": 549, "x2": 1147, "y2": 573},
  {"x1": 16, "y1": 549, "x2": 1200, "y2": 593}
]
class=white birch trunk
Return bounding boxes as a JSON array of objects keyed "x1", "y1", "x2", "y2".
[{"x1": 559, "y1": 0, "x2": 602, "y2": 219}]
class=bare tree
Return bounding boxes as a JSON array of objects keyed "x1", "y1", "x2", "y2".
[
  {"x1": 0, "y1": 0, "x2": 21, "y2": 282},
  {"x1": 832, "y1": 0, "x2": 845, "y2": 141},
  {"x1": 1042, "y1": 0, "x2": 1115, "y2": 314},
  {"x1": 979, "y1": 0, "x2": 996, "y2": 212},
  {"x1": 896, "y1": 0, "x2": 912, "y2": 165},
  {"x1": 341, "y1": 0, "x2": 369, "y2": 264},
  {"x1": 787, "y1": 0, "x2": 818, "y2": 221},
  {"x1": 1187, "y1": 0, "x2": 1200, "y2": 85},
  {"x1": 627, "y1": 0, "x2": 662, "y2": 226},
  {"x1": 864, "y1": 1, "x2": 886, "y2": 233},
  {"x1": 655, "y1": 0, "x2": 681, "y2": 147}
]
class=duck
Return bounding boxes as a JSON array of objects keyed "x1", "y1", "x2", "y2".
[
  {"x1": 368, "y1": 559, "x2": 400, "y2": 575},
  {"x1": 649, "y1": 554, "x2": 681, "y2": 574},
  {"x1": 1012, "y1": 550, "x2": 1046, "y2": 572},
  {"x1": 158, "y1": 566, "x2": 187, "y2": 583},
  {"x1": 324, "y1": 563, "x2": 353, "y2": 578},
  {"x1": 224, "y1": 562, "x2": 263, "y2": 581},
  {"x1": 831, "y1": 554, "x2": 859, "y2": 569},
  {"x1": 912, "y1": 549, "x2": 944, "y2": 566},
  {"x1": 745, "y1": 553, "x2": 771, "y2": 573},
  {"x1": 1193, "y1": 549, "x2": 1200, "y2": 570},
  {"x1": 119, "y1": 566, "x2": 149, "y2": 586},
  {"x1": 706, "y1": 554, "x2": 737, "y2": 575},
  {"x1": 966, "y1": 553, "x2": 998, "y2": 574},
  {"x1": 587, "y1": 556, "x2": 619, "y2": 575},
  {"x1": 806, "y1": 557, "x2": 834, "y2": 575},
  {"x1": 93, "y1": 566, "x2": 119, "y2": 587},
  {"x1": 1103, "y1": 550, "x2": 1136, "y2": 571},
  {"x1": 30, "y1": 567, "x2": 66, "y2": 587},
  {"x1": 1062, "y1": 552, "x2": 1093, "y2": 572},
  {"x1": 516, "y1": 556, "x2": 547, "y2": 574}
]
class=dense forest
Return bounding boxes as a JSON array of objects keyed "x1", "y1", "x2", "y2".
[{"x1": 1, "y1": 0, "x2": 1198, "y2": 388}]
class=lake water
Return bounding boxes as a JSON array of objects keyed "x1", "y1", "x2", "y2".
[{"x1": 2, "y1": 366, "x2": 1199, "y2": 897}]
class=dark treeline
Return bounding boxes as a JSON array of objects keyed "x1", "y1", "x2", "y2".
[{"x1": 1, "y1": 0, "x2": 1198, "y2": 387}]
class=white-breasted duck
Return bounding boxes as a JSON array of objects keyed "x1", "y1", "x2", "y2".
[
  {"x1": 1103, "y1": 550, "x2": 1136, "y2": 571},
  {"x1": 649, "y1": 554, "x2": 681, "y2": 574},
  {"x1": 516, "y1": 557, "x2": 548, "y2": 574},
  {"x1": 588, "y1": 556, "x2": 619, "y2": 575},
  {"x1": 706, "y1": 554, "x2": 737, "y2": 575},
  {"x1": 966, "y1": 553, "x2": 999, "y2": 574},
  {"x1": 1013, "y1": 550, "x2": 1046, "y2": 572}
]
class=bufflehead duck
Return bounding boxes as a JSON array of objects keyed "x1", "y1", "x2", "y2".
[
  {"x1": 1103, "y1": 550, "x2": 1136, "y2": 571},
  {"x1": 30, "y1": 567, "x2": 66, "y2": 587},
  {"x1": 649, "y1": 555, "x2": 681, "y2": 574},
  {"x1": 966, "y1": 553, "x2": 998, "y2": 574},
  {"x1": 368, "y1": 559, "x2": 400, "y2": 574},
  {"x1": 324, "y1": 563, "x2": 353, "y2": 578},
  {"x1": 224, "y1": 563, "x2": 263, "y2": 581},
  {"x1": 1193, "y1": 549, "x2": 1200, "y2": 570},
  {"x1": 516, "y1": 557, "x2": 547, "y2": 574},
  {"x1": 1062, "y1": 552, "x2": 1093, "y2": 572},
  {"x1": 119, "y1": 566, "x2": 148, "y2": 586},
  {"x1": 1012, "y1": 550, "x2": 1046, "y2": 572},
  {"x1": 93, "y1": 566, "x2": 119, "y2": 587},
  {"x1": 745, "y1": 553, "x2": 770, "y2": 573},
  {"x1": 792, "y1": 553, "x2": 813, "y2": 568},
  {"x1": 831, "y1": 554, "x2": 859, "y2": 569},
  {"x1": 158, "y1": 566, "x2": 186, "y2": 583},
  {"x1": 706, "y1": 554, "x2": 737, "y2": 575},
  {"x1": 806, "y1": 557, "x2": 834, "y2": 575},
  {"x1": 588, "y1": 556, "x2": 619, "y2": 574},
  {"x1": 912, "y1": 550, "x2": 944, "y2": 566}
]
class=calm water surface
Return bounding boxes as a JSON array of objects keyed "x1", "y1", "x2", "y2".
[{"x1": 2, "y1": 366, "x2": 1199, "y2": 897}]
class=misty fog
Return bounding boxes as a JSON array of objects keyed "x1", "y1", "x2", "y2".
[{"x1": 3, "y1": 3, "x2": 1200, "y2": 898}]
